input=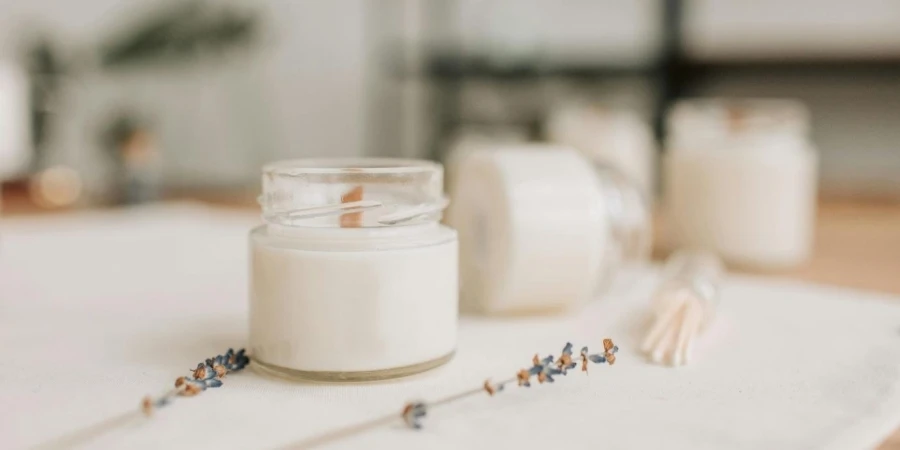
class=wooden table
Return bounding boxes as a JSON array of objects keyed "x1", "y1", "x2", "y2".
[
  {"x1": 654, "y1": 199, "x2": 900, "y2": 296},
  {"x1": 3, "y1": 189, "x2": 900, "y2": 447}
]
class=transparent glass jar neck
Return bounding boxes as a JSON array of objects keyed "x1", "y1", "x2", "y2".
[
  {"x1": 258, "y1": 158, "x2": 447, "y2": 229},
  {"x1": 592, "y1": 163, "x2": 652, "y2": 292},
  {"x1": 266, "y1": 221, "x2": 440, "y2": 240}
]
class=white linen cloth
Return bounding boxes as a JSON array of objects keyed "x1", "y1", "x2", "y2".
[{"x1": 1, "y1": 203, "x2": 900, "y2": 450}]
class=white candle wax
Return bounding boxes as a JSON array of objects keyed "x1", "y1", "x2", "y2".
[{"x1": 250, "y1": 224, "x2": 457, "y2": 374}]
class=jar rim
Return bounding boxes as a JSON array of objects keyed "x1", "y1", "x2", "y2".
[
  {"x1": 666, "y1": 98, "x2": 811, "y2": 147},
  {"x1": 260, "y1": 157, "x2": 446, "y2": 228},
  {"x1": 668, "y1": 98, "x2": 810, "y2": 133},
  {"x1": 263, "y1": 158, "x2": 442, "y2": 176}
]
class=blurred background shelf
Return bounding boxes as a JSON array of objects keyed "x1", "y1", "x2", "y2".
[
  {"x1": 385, "y1": 0, "x2": 899, "y2": 200},
  {"x1": 2, "y1": 0, "x2": 899, "y2": 198}
]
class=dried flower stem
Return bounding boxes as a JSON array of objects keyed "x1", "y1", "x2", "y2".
[
  {"x1": 33, "y1": 410, "x2": 145, "y2": 450},
  {"x1": 275, "y1": 383, "x2": 516, "y2": 450},
  {"x1": 427, "y1": 379, "x2": 513, "y2": 408},
  {"x1": 32, "y1": 348, "x2": 250, "y2": 450},
  {"x1": 279, "y1": 340, "x2": 618, "y2": 450}
]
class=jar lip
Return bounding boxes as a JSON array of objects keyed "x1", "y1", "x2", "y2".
[
  {"x1": 670, "y1": 97, "x2": 808, "y2": 113},
  {"x1": 260, "y1": 157, "x2": 447, "y2": 229},
  {"x1": 670, "y1": 97, "x2": 808, "y2": 122},
  {"x1": 263, "y1": 158, "x2": 442, "y2": 176},
  {"x1": 667, "y1": 98, "x2": 810, "y2": 142}
]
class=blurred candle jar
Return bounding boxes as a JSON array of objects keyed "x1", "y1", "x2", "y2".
[
  {"x1": 0, "y1": 61, "x2": 31, "y2": 216},
  {"x1": 0, "y1": 61, "x2": 31, "y2": 182},
  {"x1": 250, "y1": 159, "x2": 458, "y2": 381},
  {"x1": 447, "y1": 145, "x2": 650, "y2": 315},
  {"x1": 664, "y1": 99, "x2": 818, "y2": 269},
  {"x1": 545, "y1": 103, "x2": 656, "y2": 198}
]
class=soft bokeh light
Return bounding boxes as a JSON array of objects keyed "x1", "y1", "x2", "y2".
[{"x1": 29, "y1": 165, "x2": 82, "y2": 208}]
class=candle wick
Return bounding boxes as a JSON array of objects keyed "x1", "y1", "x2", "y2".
[{"x1": 340, "y1": 186, "x2": 365, "y2": 228}]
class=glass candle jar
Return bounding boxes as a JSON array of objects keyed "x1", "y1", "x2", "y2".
[
  {"x1": 447, "y1": 145, "x2": 651, "y2": 315},
  {"x1": 249, "y1": 159, "x2": 458, "y2": 381},
  {"x1": 664, "y1": 99, "x2": 818, "y2": 269}
]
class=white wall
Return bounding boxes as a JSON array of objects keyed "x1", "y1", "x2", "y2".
[{"x1": 0, "y1": 0, "x2": 372, "y2": 189}]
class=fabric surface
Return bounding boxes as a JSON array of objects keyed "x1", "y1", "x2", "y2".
[{"x1": 2, "y1": 203, "x2": 900, "y2": 450}]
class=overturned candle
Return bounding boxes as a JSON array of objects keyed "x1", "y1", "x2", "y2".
[{"x1": 447, "y1": 145, "x2": 651, "y2": 315}]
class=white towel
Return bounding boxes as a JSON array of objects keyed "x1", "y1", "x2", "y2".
[{"x1": 1, "y1": 204, "x2": 899, "y2": 449}]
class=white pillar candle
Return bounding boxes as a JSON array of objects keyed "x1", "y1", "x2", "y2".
[
  {"x1": 546, "y1": 103, "x2": 656, "y2": 197},
  {"x1": 447, "y1": 145, "x2": 651, "y2": 315},
  {"x1": 249, "y1": 159, "x2": 458, "y2": 381},
  {"x1": 664, "y1": 99, "x2": 818, "y2": 269}
]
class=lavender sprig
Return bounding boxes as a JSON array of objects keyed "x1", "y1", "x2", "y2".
[
  {"x1": 142, "y1": 348, "x2": 249, "y2": 415},
  {"x1": 402, "y1": 339, "x2": 618, "y2": 430},
  {"x1": 35, "y1": 348, "x2": 250, "y2": 450},
  {"x1": 283, "y1": 339, "x2": 618, "y2": 449}
]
